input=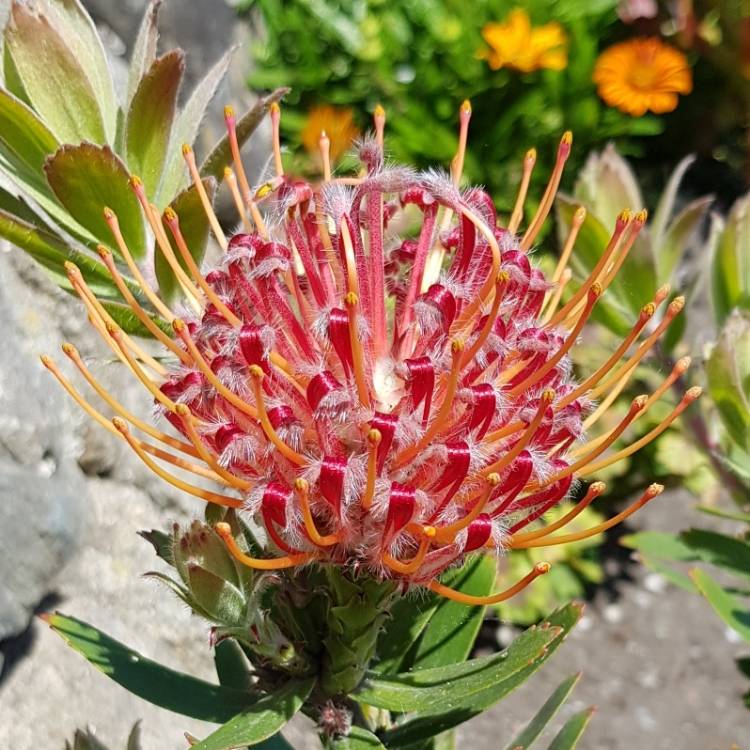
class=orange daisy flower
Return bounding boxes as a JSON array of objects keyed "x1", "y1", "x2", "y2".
[
  {"x1": 593, "y1": 37, "x2": 692, "y2": 117},
  {"x1": 481, "y1": 9, "x2": 568, "y2": 73},
  {"x1": 301, "y1": 104, "x2": 359, "y2": 163}
]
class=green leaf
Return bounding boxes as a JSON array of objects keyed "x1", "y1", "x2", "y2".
[
  {"x1": 504, "y1": 672, "x2": 582, "y2": 750},
  {"x1": 706, "y1": 311, "x2": 750, "y2": 450},
  {"x1": 43, "y1": 612, "x2": 256, "y2": 721},
  {"x1": 214, "y1": 639, "x2": 251, "y2": 691},
  {"x1": 650, "y1": 155, "x2": 695, "y2": 248},
  {"x1": 655, "y1": 196, "x2": 713, "y2": 283},
  {"x1": 191, "y1": 677, "x2": 314, "y2": 750},
  {"x1": 5, "y1": 2, "x2": 106, "y2": 144},
  {"x1": 0, "y1": 87, "x2": 59, "y2": 175},
  {"x1": 620, "y1": 531, "x2": 699, "y2": 563},
  {"x1": 102, "y1": 301, "x2": 170, "y2": 338},
  {"x1": 154, "y1": 177, "x2": 216, "y2": 302},
  {"x1": 126, "y1": 50, "x2": 184, "y2": 199},
  {"x1": 200, "y1": 87, "x2": 289, "y2": 181},
  {"x1": 378, "y1": 603, "x2": 582, "y2": 747},
  {"x1": 0, "y1": 206, "x2": 118, "y2": 298},
  {"x1": 252, "y1": 733, "x2": 296, "y2": 750},
  {"x1": 409, "y1": 554, "x2": 496, "y2": 670},
  {"x1": 328, "y1": 727, "x2": 387, "y2": 749},
  {"x1": 31, "y1": 0, "x2": 118, "y2": 142},
  {"x1": 690, "y1": 568, "x2": 750, "y2": 642},
  {"x1": 712, "y1": 194, "x2": 750, "y2": 325},
  {"x1": 355, "y1": 625, "x2": 561, "y2": 713},
  {"x1": 546, "y1": 707, "x2": 595, "y2": 750},
  {"x1": 696, "y1": 505, "x2": 750, "y2": 524},
  {"x1": 681, "y1": 529, "x2": 750, "y2": 580},
  {"x1": 127, "y1": 0, "x2": 161, "y2": 107},
  {"x1": 44, "y1": 143, "x2": 146, "y2": 259},
  {"x1": 636, "y1": 554, "x2": 696, "y2": 593},
  {"x1": 157, "y1": 50, "x2": 232, "y2": 205}
]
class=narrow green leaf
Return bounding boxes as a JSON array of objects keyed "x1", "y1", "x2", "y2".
[
  {"x1": 43, "y1": 612, "x2": 256, "y2": 721},
  {"x1": 5, "y1": 2, "x2": 106, "y2": 143},
  {"x1": 214, "y1": 639, "x2": 251, "y2": 691},
  {"x1": 0, "y1": 207, "x2": 117, "y2": 298},
  {"x1": 409, "y1": 554, "x2": 495, "y2": 670},
  {"x1": 0, "y1": 87, "x2": 59, "y2": 174},
  {"x1": 690, "y1": 568, "x2": 750, "y2": 642},
  {"x1": 44, "y1": 143, "x2": 146, "y2": 259},
  {"x1": 154, "y1": 177, "x2": 216, "y2": 302},
  {"x1": 650, "y1": 154, "x2": 695, "y2": 248},
  {"x1": 620, "y1": 531, "x2": 699, "y2": 562},
  {"x1": 32, "y1": 0, "x2": 118, "y2": 142},
  {"x1": 200, "y1": 87, "x2": 289, "y2": 181},
  {"x1": 191, "y1": 677, "x2": 314, "y2": 750},
  {"x1": 637, "y1": 554, "x2": 696, "y2": 593},
  {"x1": 328, "y1": 727, "x2": 387, "y2": 749},
  {"x1": 696, "y1": 505, "x2": 750, "y2": 524},
  {"x1": 101, "y1": 300, "x2": 170, "y2": 338},
  {"x1": 504, "y1": 672, "x2": 582, "y2": 750},
  {"x1": 355, "y1": 625, "x2": 560, "y2": 713},
  {"x1": 379, "y1": 603, "x2": 582, "y2": 747},
  {"x1": 681, "y1": 529, "x2": 750, "y2": 580},
  {"x1": 712, "y1": 194, "x2": 750, "y2": 326},
  {"x1": 127, "y1": 0, "x2": 161, "y2": 106},
  {"x1": 126, "y1": 50, "x2": 184, "y2": 199},
  {"x1": 157, "y1": 50, "x2": 232, "y2": 205},
  {"x1": 655, "y1": 196, "x2": 713, "y2": 283},
  {"x1": 546, "y1": 708, "x2": 595, "y2": 750}
]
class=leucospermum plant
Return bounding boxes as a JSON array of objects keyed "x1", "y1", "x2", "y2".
[{"x1": 5, "y1": 3, "x2": 701, "y2": 748}]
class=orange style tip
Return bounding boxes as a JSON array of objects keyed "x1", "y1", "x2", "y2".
[
  {"x1": 487, "y1": 472, "x2": 501, "y2": 486},
  {"x1": 561, "y1": 130, "x2": 573, "y2": 145},
  {"x1": 248, "y1": 364, "x2": 264, "y2": 380},
  {"x1": 590, "y1": 481, "x2": 607, "y2": 494},
  {"x1": 223, "y1": 105, "x2": 235, "y2": 121},
  {"x1": 39, "y1": 354, "x2": 52, "y2": 368},
  {"x1": 102, "y1": 206, "x2": 115, "y2": 220},
  {"x1": 223, "y1": 166, "x2": 234, "y2": 178},
  {"x1": 181, "y1": 143, "x2": 192, "y2": 156},
  {"x1": 525, "y1": 147, "x2": 537, "y2": 163},
  {"x1": 669, "y1": 296, "x2": 686, "y2": 314},
  {"x1": 641, "y1": 302, "x2": 656, "y2": 318},
  {"x1": 616, "y1": 208, "x2": 632, "y2": 226},
  {"x1": 163, "y1": 206, "x2": 179, "y2": 224},
  {"x1": 373, "y1": 103, "x2": 386, "y2": 119},
  {"x1": 174, "y1": 403, "x2": 191, "y2": 417},
  {"x1": 685, "y1": 386, "x2": 702, "y2": 402},
  {"x1": 104, "y1": 321, "x2": 119, "y2": 336},
  {"x1": 270, "y1": 102, "x2": 281, "y2": 117},
  {"x1": 294, "y1": 477, "x2": 309, "y2": 492},
  {"x1": 541, "y1": 388, "x2": 555, "y2": 403},
  {"x1": 367, "y1": 428, "x2": 382, "y2": 445},
  {"x1": 633, "y1": 395, "x2": 649, "y2": 410},
  {"x1": 634, "y1": 208, "x2": 648, "y2": 224},
  {"x1": 344, "y1": 291, "x2": 359, "y2": 307},
  {"x1": 423, "y1": 525, "x2": 437, "y2": 538},
  {"x1": 496, "y1": 269, "x2": 510, "y2": 285},
  {"x1": 172, "y1": 318, "x2": 186, "y2": 333},
  {"x1": 61, "y1": 342, "x2": 77, "y2": 356},
  {"x1": 451, "y1": 338, "x2": 465, "y2": 354},
  {"x1": 129, "y1": 175, "x2": 143, "y2": 189},
  {"x1": 645, "y1": 483, "x2": 665, "y2": 499},
  {"x1": 589, "y1": 282, "x2": 603, "y2": 299},
  {"x1": 460, "y1": 98, "x2": 472, "y2": 113},
  {"x1": 536, "y1": 562, "x2": 551, "y2": 574},
  {"x1": 63, "y1": 260, "x2": 78, "y2": 274},
  {"x1": 95, "y1": 244, "x2": 111, "y2": 259},
  {"x1": 573, "y1": 206, "x2": 587, "y2": 224},
  {"x1": 675, "y1": 356, "x2": 691, "y2": 372},
  {"x1": 112, "y1": 416, "x2": 128, "y2": 433},
  {"x1": 214, "y1": 521, "x2": 232, "y2": 536}
]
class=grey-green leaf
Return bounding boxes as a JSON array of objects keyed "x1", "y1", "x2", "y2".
[
  {"x1": 43, "y1": 612, "x2": 257, "y2": 722},
  {"x1": 5, "y1": 2, "x2": 106, "y2": 144},
  {"x1": 328, "y1": 727, "x2": 387, "y2": 749},
  {"x1": 126, "y1": 50, "x2": 184, "y2": 199},
  {"x1": 546, "y1": 708, "x2": 595, "y2": 750},
  {"x1": 0, "y1": 87, "x2": 59, "y2": 174},
  {"x1": 127, "y1": 0, "x2": 161, "y2": 107},
  {"x1": 190, "y1": 677, "x2": 315, "y2": 750},
  {"x1": 200, "y1": 87, "x2": 289, "y2": 180},
  {"x1": 504, "y1": 672, "x2": 582, "y2": 750},
  {"x1": 44, "y1": 143, "x2": 146, "y2": 259},
  {"x1": 690, "y1": 568, "x2": 750, "y2": 642}
]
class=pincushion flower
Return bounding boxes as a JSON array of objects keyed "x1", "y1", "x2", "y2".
[
  {"x1": 42, "y1": 99, "x2": 699, "y2": 615},
  {"x1": 481, "y1": 9, "x2": 568, "y2": 73},
  {"x1": 593, "y1": 37, "x2": 693, "y2": 116}
]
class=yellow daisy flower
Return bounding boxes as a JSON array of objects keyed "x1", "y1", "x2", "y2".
[
  {"x1": 301, "y1": 105, "x2": 359, "y2": 163},
  {"x1": 481, "y1": 9, "x2": 568, "y2": 73},
  {"x1": 593, "y1": 37, "x2": 693, "y2": 117}
]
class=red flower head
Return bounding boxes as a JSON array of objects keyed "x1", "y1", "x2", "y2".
[{"x1": 43, "y1": 100, "x2": 700, "y2": 606}]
